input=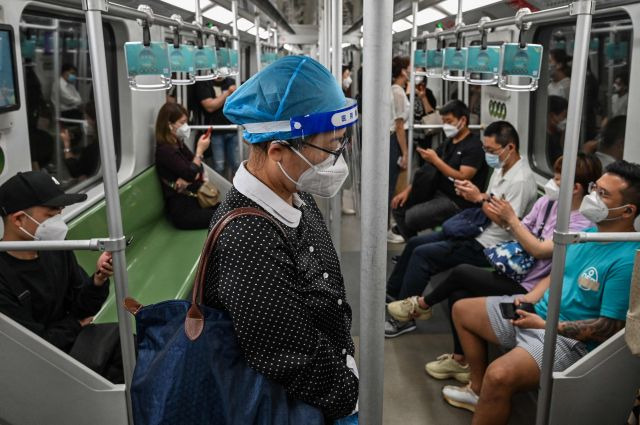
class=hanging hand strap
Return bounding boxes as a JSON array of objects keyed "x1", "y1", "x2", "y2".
[{"x1": 185, "y1": 207, "x2": 288, "y2": 340}]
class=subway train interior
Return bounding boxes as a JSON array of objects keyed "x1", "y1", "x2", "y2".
[{"x1": 1, "y1": 0, "x2": 640, "y2": 424}]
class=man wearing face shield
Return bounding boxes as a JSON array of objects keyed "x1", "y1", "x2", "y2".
[
  {"x1": 446, "y1": 160, "x2": 640, "y2": 423},
  {"x1": 0, "y1": 171, "x2": 121, "y2": 380},
  {"x1": 203, "y1": 56, "x2": 359, "y2": 422}
]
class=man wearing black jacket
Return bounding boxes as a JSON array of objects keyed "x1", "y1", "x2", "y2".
[{"x1": 0, "y1": 171, "x2": 117, "y2": 377}]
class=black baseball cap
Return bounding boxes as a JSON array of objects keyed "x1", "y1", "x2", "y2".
[{"x1": 0, "y1": 171, "x2": 87, "y2": 216}]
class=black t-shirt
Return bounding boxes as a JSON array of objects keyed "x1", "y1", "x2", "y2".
[
  {"x1": 0, "y1": 250, "x2": 109, "y2": 352},
  {"x1": 191, "y1": 78, "x2": 235, "y2": 130},
  {"x1": 436, "y1": 131, "x2": 488, "y2": 209}
]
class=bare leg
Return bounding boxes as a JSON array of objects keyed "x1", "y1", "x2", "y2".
[
  {"x1": 452, "y1": 298, "x2": 499, "y2": 394},
  {"x1": 472, "y1": 347, "x2": 540, "y2": 425}
]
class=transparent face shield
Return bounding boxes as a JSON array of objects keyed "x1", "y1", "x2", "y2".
[{"x1": 244, "y1": 99, "x2": 359, "y2": 198}]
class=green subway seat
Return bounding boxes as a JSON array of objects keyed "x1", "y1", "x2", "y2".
[{"x1": 67, "y1": 166, "x2": 207, "y2": 324}]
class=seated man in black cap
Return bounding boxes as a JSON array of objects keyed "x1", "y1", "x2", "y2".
[{"x1": 0, "y1": 171, "x2": 121, "y2": 381}]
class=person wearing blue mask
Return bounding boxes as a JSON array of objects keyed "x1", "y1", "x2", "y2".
[
  {"x1": 53, "y1": 63, "x2": 84, "y2": 120},
  {"x1": 385, "y1": 121, "x2": 537, "y2": 337},
  {"x1": 202, "y1": 56, "x2": 359, "y2": 422}
]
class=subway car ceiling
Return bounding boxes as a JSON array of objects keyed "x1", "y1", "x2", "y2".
[{"x1": 2, "y1": 0, "x2": 640, "y2": 206}]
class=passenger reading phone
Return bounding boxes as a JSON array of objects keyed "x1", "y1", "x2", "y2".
[
  {"x1": 445, "y1": 161, "x2": 640, "y2": 425},
  {"x1": 388, "y1": 100, "x2": 487, "y2": 243}
]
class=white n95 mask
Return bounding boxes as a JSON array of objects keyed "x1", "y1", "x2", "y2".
[
  {"x1": 20, "y1": 213, "x2": 69, "y2": 241},
  {"x1": 175, "y1": 123, "x2": 191, "y2": 141},
  {"x1": 442, "y1": 123, "x2": 459, "y2": 139},
  {"x1": 579, "y1": 192, "x2": 630, "y2": 224},
  {"x1": 544, "y1": 179, "x2": 560, "y2": 201},
  {"x1": 279, "y1": 149, "x2": 349, "y2": 198}
]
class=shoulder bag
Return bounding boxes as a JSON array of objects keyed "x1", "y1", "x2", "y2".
[
  {"x1": 484, "y1": 200, "x2": 555, "y2": 283},
  {"x1": 124, "y1": 207, "x2": 327, "y2": 425}
]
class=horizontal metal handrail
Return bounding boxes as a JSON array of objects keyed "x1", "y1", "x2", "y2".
[{"x1": 189, "y1": 124, "x2": 239, "y2": 130}]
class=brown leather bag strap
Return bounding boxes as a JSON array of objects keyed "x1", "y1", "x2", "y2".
[{"x1": 185, "y1": 207, "x2": 288, "y2": 341}]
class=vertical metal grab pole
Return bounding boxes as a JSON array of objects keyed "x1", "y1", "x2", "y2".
[
  {"x1": 535, "y1": 2, "x2": 594, "y2": 425},
  {"x1": 330, "y1": 0, "x2": 343, "y2": 256},
  {"x1": 83, "y1": 1, "x2": 136, "y2": 423},
  {"x1": 360, "y1": 0, "x2": 393, "y2": 423},
  {"x1": 254, "y1": 11, "x2": 262, "y2": 72},
  {"x1": 406, "y1": 0, "x2": 418, "y2": 183},
  {"x1": 232, "y1": 0, "x2": 244, "y2": 161}
]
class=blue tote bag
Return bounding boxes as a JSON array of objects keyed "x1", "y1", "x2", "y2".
[{"x1": 124, "y1": 207, "x2": 327, "y2": 425}]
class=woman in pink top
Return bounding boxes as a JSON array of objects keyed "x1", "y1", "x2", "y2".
[{"x1": 387, "y1": 153, "x2": 601, "y2": 383}]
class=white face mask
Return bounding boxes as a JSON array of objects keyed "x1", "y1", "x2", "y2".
[
  {"x1": 443, "y1": 123, "x2": 459, "y2": 139},
  {"x1": 278, "y1": 147, "x2": 349, "y2": 198},
  {"x1": 579, "y1": 191, "x2": 630, "y2": 223},
  {"x1": 342, "y1": 76, "x2": 352, "y2": 90},
  {"x1": 175, "y1": 123, "x2": 191, "y2": 140},
  {"x1": 544, "y1": 179, "x2": 560, "y2": 201},
  {"x1": 20, "y1": 213, "x2": 68, "y2": 241},
  {"x1": 557, "y1": 119, "x2": 567, "y2": 131}
]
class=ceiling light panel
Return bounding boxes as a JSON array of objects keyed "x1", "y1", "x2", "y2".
[
  {"x1": 236, "y1": 18, "x2": 254, "y2": 31},
  {"x1": 392, "y1": 19, "x2": 413, "y2": 33},
  {"x1": 160, "y1": 0, "x2": 195, "y2": 13},
  {"x1": 203, "y1": 6, "x2": 234, "y2": 25},
  {"x1": 414, "y1": 8, "x2": 446, "y2": 26}
]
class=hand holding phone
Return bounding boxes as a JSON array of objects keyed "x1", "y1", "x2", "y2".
[
  {"x1": 204, "y1": 126, "x2": 213, "y2": 139},
  {"x1": 500, "y1": 301, "x2": 536, "y2": 320}
]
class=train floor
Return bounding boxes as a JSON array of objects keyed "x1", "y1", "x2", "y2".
[{"x1": 339, "y1": 193, "x2": 536, "y2": 425}]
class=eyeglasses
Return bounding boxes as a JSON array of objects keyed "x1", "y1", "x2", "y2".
[
  {"x1": 588, "y1": 182, "x2": 610, "y2": 198},
  {"x1": 482, "y1": 145, "x2": 505, "y2": 155},
  {"x1": 301, "y1": 133, "x2": 352, "y2": 165}
]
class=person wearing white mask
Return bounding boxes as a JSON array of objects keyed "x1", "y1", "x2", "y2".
[
  {"x1": 546, "y1": 95, "x2": 569, "y2": 166},
  {"x1": 611, "y1": 75, "x2": 629, "y2": 117},
  {"x1": 0, "y1": 171, "x2": 117, "y2": 374},
  {"x1": 203, "y1": 56, "x2": 359, "y2": 422},
  {"x1": 154, "y1": 102, "x2": 215, "y2": 230},
  {"x1": 386, "y1": 154, "x2": 598, "y2": 375},
  {"x1": 341, "y1": 65, "x2": 353, "y2": 95},
  {"x1": 385, "y1": 121, "x2": 536, "y2": 337},
  {"x1": 445, "y1": 159, "x2": 640, "y2": 423},
  {"x1": 388, "y1": 99, "x2": 487, "y2": 243}
]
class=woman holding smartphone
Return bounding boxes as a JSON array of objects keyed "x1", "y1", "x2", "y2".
[
  {"x1": 155, "y1": 102, "x2": 217, "y2": 230},
  {"x1": 387, "y1": 154, "x2": 601, "y2": 384}
]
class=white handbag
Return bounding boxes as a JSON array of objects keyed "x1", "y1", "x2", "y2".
[{"x1": 420, "y1": 111, "x2": 443, "y2": 135}]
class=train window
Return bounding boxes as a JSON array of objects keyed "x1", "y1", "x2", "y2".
[
  {"x1": 529, "y1": 16, "x2": 631, "y2": 174},
  {"x1": 19, "y1": 11, "x2": 121, "y2": 192}
]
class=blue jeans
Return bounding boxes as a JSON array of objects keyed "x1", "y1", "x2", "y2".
[
  {"x1": 210, "y1": 132, "x2": 239, "y2": 175},
  {"x1": 386, "y1": 231, "x2": 489, "y2": 299}
]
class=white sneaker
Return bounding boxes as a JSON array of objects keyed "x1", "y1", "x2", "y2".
[
  {"x1": 387, "y1": 229, "x2": 405, "y2": 244},
  {"x1": 342, "y1": 207, "x2": 356, "y2": 215},
  {"x1": 442, "y1": 384, "x2": 479, "y2": 412}
]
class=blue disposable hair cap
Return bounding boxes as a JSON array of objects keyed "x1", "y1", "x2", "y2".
[{"x1": 223, "y1": 55, "x2": 358, "y2": 144}]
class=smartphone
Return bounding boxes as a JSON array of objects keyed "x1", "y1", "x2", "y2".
[
  {"x1": 500, "y1": 302, "x2": 536, "y2": 320},
  {"x1": 499, "y1": 302, "x2": 518, "y2": 320},
  {"x1": 448, "y1": 176, "x2": 455, "y2": 182},
  {"x1": 204, "y1": 126, "x2": 213, "y2": 138}
]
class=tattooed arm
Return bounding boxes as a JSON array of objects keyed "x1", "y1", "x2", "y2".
[{"x1": 558, "y1": 317, "x2": 625, "y2": 344}]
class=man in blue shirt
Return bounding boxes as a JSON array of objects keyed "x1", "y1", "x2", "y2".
[{"x1": 442, "y1": 160, "x2": 640, "y2": 425}]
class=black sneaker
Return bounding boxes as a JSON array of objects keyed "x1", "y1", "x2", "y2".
[
  {"x1": 391, "y1": 255, "x2": 400, "y2": 264},
  {"x1": 384, "y1": 318, "x2": 417, "y2": 338}
]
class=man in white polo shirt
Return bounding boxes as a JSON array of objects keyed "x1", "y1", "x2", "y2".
[{"x1": 385, "y1": 120, "x2": 538, "y2": 337}]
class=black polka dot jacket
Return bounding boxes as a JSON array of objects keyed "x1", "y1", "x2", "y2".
[{"x1": 203, "y1": 187, "x2": 359, "y2": 420}]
